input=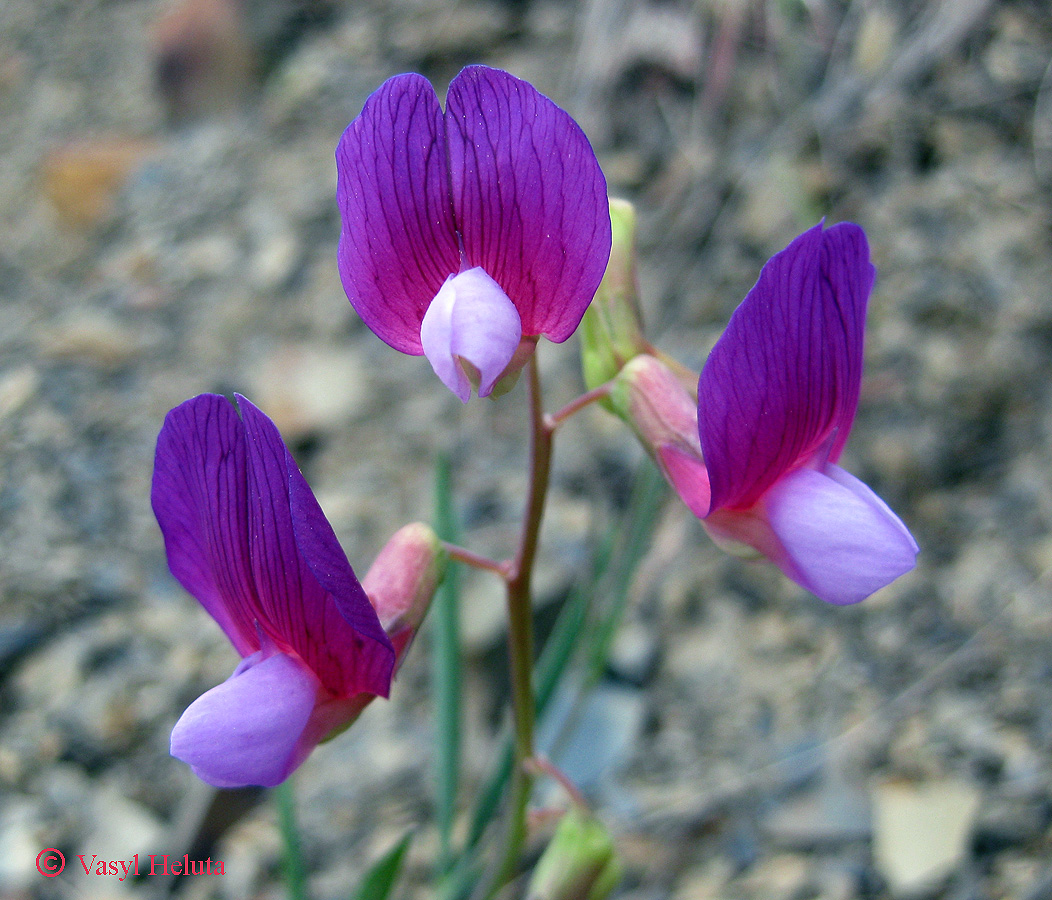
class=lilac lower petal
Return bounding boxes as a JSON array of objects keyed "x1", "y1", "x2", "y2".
[
  {"x1": 420, "y1": 268, "x2": 522, "y2": 401},
  {"x1": 761, "y1": 465, "x2": 918, "y2": 605},
  {"x1": 170, "y1": 651, "x2": 320, "y2": 788}
]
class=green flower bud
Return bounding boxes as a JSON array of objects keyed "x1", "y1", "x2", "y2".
[
  {"x1": 580, "y1": 198, "x2": 647, "y2": 404},
  {"x1": 526, "y1": 808, "x2": 623, "y2": 900}
]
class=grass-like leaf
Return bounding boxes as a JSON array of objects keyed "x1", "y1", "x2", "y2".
[
  {"x1": 584, "y1": 459, "x2": 665, "y2": 686},
  {"x1": 274, "y1": 779, "x2": 308, "y2": 900},
  {"x1": 350, "y1": 832, "x2": 413, "y2": 900},
  {"x1": 432, "y1": 453, "x2": 462, "y2": 875}
]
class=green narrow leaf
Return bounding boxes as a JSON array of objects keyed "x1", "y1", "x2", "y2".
[
  {"x1": 432, "y1": 453, "x2": 462, "y2": 874},
  {"x1": 436, "y1": 857, "x2": 483, "y2": 900},
  {"x1": 350, "y1": 832, "x2": 413, "y2": 900},
  {"x1": 585, "y1": 459, "x2": 665, "y2": 686},
  {"x1": 541, "y1": 460, "x2": 666, "y2": 768},
  {"x1": 274, "y1": 779, "x2": 308, "y2": 900}
]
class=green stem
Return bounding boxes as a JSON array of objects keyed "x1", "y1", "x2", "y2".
[
  {"x1": 485, "y1": 353, "x2": 553, "y2": 897},
  {"x1": 442, "y1": 542, "x2": 511, "y2": 580},
  {"x1": 544, "y1": 380, "x2": 613, "y2": 431},
  {"x1": 274, "y1": 779, "x2": 308, "y2": 900}
]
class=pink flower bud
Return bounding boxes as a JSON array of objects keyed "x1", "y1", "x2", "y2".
[
  {"x1": 362, "y1": 522, "x2": 446, "y2": 664},
  {"x1": 611, "y1": 354, "x2": 700, "y2": 459}
]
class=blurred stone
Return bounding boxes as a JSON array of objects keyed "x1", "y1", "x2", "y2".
[
  {"x1": 389, "y1": 4, "x2": 511, "y2": 60},
  {"x1": 40, "y1": 313, "x2": 145, "y2": 369},
  {"x1": 853, "y1": 7, "x2": 899, "y2": 75},
  {"x1": 179, "y1": 233, "x2": 240, "y2": 279},
  {"x1": 248, "y1": 228, "x2": 300, "y2": 293},
  {"x1": 671, "y1": 859, "x2": 734, "y2": 900},
  {"x1": 0, "y1": 365, "x2": 39, "y2": 424},
  {"x1": 41, "y1": 138, "x2": 156, "y2": 230},
  {"x1": 608, "y1": 622, "x2": 660, "y2": 687},
  {"x1": 0, "y1": 803, "x2": 43, "y2": 892},
  {"x1": 457, "y1": 571, "x2": 507, "y2": 655},
  {"x1": 579, "y1": 2, "x2": 702, "y2": 86},
  {"x1": 873, "y1": 778, "x2": 982, "y2": 897},
  {"x1": 762, "y1": 779, "x2": 872, "y2": 849},
  {"x1": 538, "y1": 680, "x2": 646, "y2": 800},
  {"x1": 152, "y1": 0, "x2": 257, "y2": 120},
  {"x1": 249, "y1": 343, "x2": 369, "y2": 440},
  {"x1": 79, "y1": 786, "x2": 165, "y2": 871},
  {"x1": 738, "y1": 853, "x2": 812, "y2": 900}
]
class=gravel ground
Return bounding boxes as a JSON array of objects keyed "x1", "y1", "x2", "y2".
[{"x1": 2, "y1": 0, "x2": 1052, "y2": 898}]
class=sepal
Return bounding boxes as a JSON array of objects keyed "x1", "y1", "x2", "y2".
[{"x1": 580, "y1": 198, "x2": 647, "y2": 405}]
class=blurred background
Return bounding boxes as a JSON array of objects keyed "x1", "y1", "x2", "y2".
[{"x1": 1, "y1": 0, "x2": 1051, "y2": 897}]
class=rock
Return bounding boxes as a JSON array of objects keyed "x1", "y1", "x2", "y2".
[
  {"x1": 0, "y1": 802, "x2": 44, "y2": 893},
  {"x1": 578, "y1": 2, "x2": 702, "y2": 86},
  {"x1": 247, "y1": 228, "x2": 300, "y2": 293},
  {"x1": 738, "y1": 853, "x2": 813, "y2": 900},
  {"x1": 853, "y1": 7, "x2": 899, "y2": 75},
  {"x1": 762, "y1": 778, "x2": 872, "y2": 850},
  {"x1": 249, "y1": 343, "x2": 370, "y2": 440},
  {"x1": 537, "y1": 680, "x2": 646, "y2": 801},
  {"x1": 77, "y1": 785, "x2": 165, "y2": 880},
  {"x1": 41, "y1": 138, "x2": 157, "y2": 230},
  {"x1": 40, "y1": 313, "x2": 145, "y2": 369},
  {"x1": 608, "y1": 622, "x2": 660, "y2": 687},
  {"x1": 151, "y1": 0, "x2": 256, "y2": 120},
  {"x1": 0, "y1": 365, "x2": 39, "y2": 424},
  {"x1": 872, "y1": 778, "x2": 982, "y2": 897}
]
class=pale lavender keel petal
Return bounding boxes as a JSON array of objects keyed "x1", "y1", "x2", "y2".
[
  {"x1": 445, "y1": 66, "x2": 611, "y2": 341},
  {"x1": 699, "y1": 222, "x2": 874, "y2": 512},
  {"x1": 170, "y1": 651, "x2": 319, "y2": 788},
  {"x1": 237, "y1": 396, "x2": 394, "y2": 699},
  {"x1": 761, "y1": 466, "x2": 918, "y2": 605},
  {"x1": 420, "y1": 268, "x2": 522, "y2": 401},
  {"x1": 151, "y1": 394, "x2": 259, "y2": 657},
  {"x1": 419, "y1": 276, "x2": 466, "y2": 400},
  {"x1": 336, "y1": 73, "x2": 461, "y2": 353}
]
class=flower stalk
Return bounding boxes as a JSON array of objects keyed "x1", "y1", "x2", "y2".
[{"x1": 485, "y1": 353, "x2": 551, "y2": 895}]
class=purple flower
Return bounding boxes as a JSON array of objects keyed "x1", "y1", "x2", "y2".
[
  {"x1": 657, "y1": 222, "x2": 918, "y2": 605},
  {"x1": 336, "y1": 65, "x2": 611, "y2": 401},
  {"x1": 152, "y1": 394, "x2": 438, "y2": 787}
]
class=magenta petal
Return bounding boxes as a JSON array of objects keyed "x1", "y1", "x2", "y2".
[
  {"x1": 699, "y1": 222, "x2": 874, "y2": 512},
  {"x1": 420, "y1": 267, "x2": 523, "y2": 401},
  {"x1": 337, "y1": 73, "x2": 461, "y2": 353},
  {"x1": 658, "y1": 443, "x2": 711, "y2": 520},
  {"x1": 761, "y1": 466, "x2": 918, "y2": 605},
  {"x1": 170, "y1": 651, "x2": 320, "y2": 788},
  {"x1": 445, "y1": 66, "x2": 611, "y2": 341},
  {"x1": 152, "y1": 394, "x2": 259, "y2": 657},
  {"x1": 237, "y1": 395, "x2": 394, "y2": 698}
]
